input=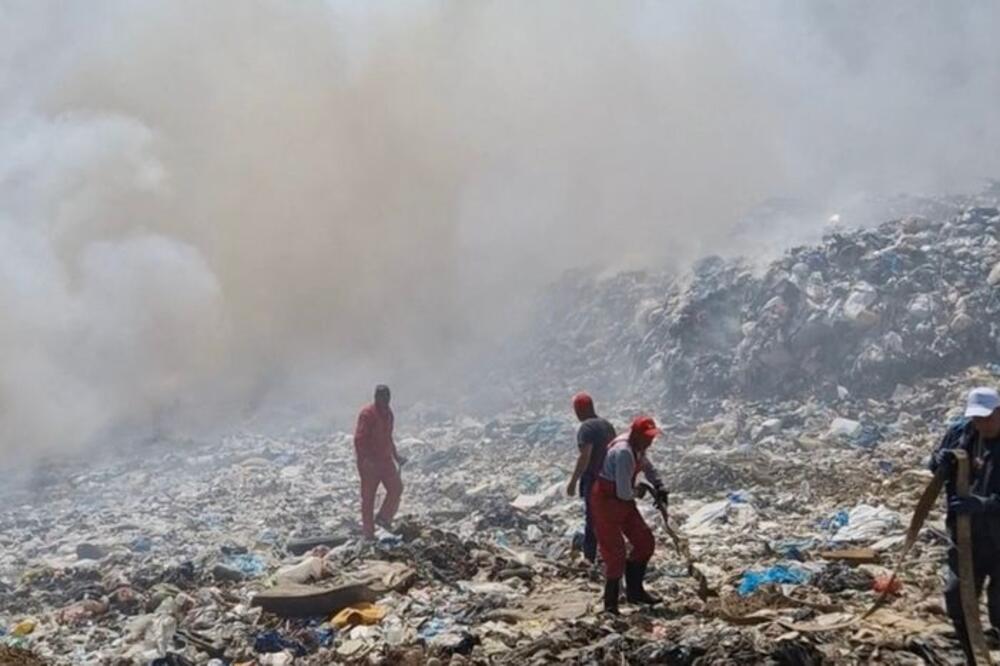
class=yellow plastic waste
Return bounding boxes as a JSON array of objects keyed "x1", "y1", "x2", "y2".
[
  {"x1": 12, "y1": 619, "x2": 37, "y2": 636},
  {"x1": 330, "y1": 602, "x2": 385, "y2": 629},
  {"x1": 19, "y1": 568, "x2": 51, "y2": 585}
]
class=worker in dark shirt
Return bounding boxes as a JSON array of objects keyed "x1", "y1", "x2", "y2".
[
  {"x1": 929, "y1": 387, "x2": 1000, "y2": 662},
  {"x1": 566, "y1": 392, "x2": 616, "y2": 564}
]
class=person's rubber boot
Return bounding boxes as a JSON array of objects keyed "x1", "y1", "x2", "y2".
[
  {"x1": 603, "y1": 578, "x2": 621, "y2": 615},
  {"x1": 625, "y1": 561, "x2": 661, "y2": 605},
  {"x1": 582, "y1": 528, "x2": 597, "y2": 566}
]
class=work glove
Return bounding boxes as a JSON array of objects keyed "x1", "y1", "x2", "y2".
[
  {"x1": 949, "y1": 494, "x2": 1000, "y2": 515},
  {"x1": 931, "y1": 449, "x2": 956, "y2": 476},
  {"x1": 652, "y1": 485, "x2": 670, "y2": 506}
]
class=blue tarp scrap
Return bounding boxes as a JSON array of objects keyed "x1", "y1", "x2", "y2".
[{"x1": 738, "y1": 564, "x2": 811, "y2": 596}]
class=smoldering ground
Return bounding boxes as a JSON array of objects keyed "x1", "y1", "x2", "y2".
[{"x1": 2, "y1": 1, "x2": 999, "y2": 462}]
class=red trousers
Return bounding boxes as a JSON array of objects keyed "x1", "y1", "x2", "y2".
[
  {"x1": 591, "y1": 478, "x2": 654, "y2": 579},
  {"x1": 359, "y1": 459, "x2": 402, "y2": 539}
]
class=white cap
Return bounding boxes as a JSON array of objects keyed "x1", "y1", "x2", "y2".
[{"x1": 965, "y1": 387, "x2": 1000, "y2": 418}]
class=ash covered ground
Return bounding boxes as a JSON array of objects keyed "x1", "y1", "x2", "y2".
[{"x1": 5, "y1": 195, "x2": 1000, "y2": 664}]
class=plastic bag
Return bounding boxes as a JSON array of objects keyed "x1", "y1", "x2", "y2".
[{"x1": 738, "y1": 564, "x2": 811, "y2": 596}]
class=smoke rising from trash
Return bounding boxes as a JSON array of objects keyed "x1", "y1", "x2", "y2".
[{"x1": 3, "y1": 1, "x2": 1000, "y2": 459}]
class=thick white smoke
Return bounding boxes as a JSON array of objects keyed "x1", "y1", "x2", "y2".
[{"x1": 2, "y1": 1, "x2": 999, "y2": 460}]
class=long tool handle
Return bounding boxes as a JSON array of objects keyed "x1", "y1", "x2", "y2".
[
  {"x1": 638, "y1": 482, "x2": 713, "y2": 600},
  {"x1": 954, "y1": 449, "x2": 992, "y2": 665},
  {"x1": 863, "y1": 466, "x2": 946, "y2": 618}
]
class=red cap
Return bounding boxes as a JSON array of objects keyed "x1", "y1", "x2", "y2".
[
  {"x1": 572, "y1": 392, "x2": 596, "y2": 420},
  {"x1": 631, "y1": 415, "x2": 661, "y2": 440}
]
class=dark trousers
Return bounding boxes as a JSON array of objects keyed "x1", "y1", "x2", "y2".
[
  {"x1": 944, "y1": 542, "x2": 1000, "y2": 663},
  {"x1": 580, "y1": 476, "x2": 597, "y2": 563}
]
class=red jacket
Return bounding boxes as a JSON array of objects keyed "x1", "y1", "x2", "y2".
[{"x1": 354, "y1": 404, "x2": 396, "y2": 465}]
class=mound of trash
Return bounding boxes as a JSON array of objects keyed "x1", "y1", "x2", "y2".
[
  {"x1": 495, "y1": 200, "x2": 1000, "y2": 419},
  {"x1": 2, "y1": 358, "x2": 993, "y2": 663},
  {"x1": 5, "y1": 197, "x2": 1000, "y2": 663}
]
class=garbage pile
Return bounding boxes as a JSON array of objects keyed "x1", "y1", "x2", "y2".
[
  {"x1": 1, "y1": 360, "x2": 992, "y2": 663},
  {"x1": 5, "y1": 201, "x2": 1000, "y2": 663},
  {"x1": 654, "y1": 206, "x2": 1000, "y2": 406},
  {"x1": 493, "y1": 200, "x2": 1000, "y2": 419},
  {"x1": 485, "y1": 268, "x2": 676, "y2": 413}
]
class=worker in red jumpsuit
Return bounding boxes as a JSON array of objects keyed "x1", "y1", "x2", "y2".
[
  {"x1": 591, "y1": 415, "x2": 668, "y2": 614},
  {"x1": 353, "y1": 385, "x2": 406, "y2": 539}
]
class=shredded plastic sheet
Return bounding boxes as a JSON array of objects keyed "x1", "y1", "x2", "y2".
[{"x1": 738, "y1": 564, "x2": 812, "y2": 596}]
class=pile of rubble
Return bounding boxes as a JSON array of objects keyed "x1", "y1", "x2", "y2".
[
  {"x1": 6, "y1": 199, "x2": 1000, "y2": 663},
  {"x1": 1, "y1": 362, "x2": 994, "y2": 663},
  {"x1": 651, "y1": 207, "x2": 1000, "y2": 407},
  {"x1": 493, "y1": 197, "x2": 1000, "y2": 420}
]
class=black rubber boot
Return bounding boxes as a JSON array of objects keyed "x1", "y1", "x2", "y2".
[
  {"x1": 603, "y1": 577, "x2": 621, "y2": 615},
  {"x1": 625, "y1": 561, "x2": 661, "y2": 605}
]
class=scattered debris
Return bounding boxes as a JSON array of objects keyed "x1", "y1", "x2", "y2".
[
  {"x1": 817, "y1": 548, "x2": 880, "y2": 564},
  {"x1": 5, "y1": 200, "x2": 1000, "y2": 663}
]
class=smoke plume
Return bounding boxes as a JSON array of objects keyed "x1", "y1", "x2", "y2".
[{"x1": 2, "y1": 1, "x2": 999, "y2": 459}]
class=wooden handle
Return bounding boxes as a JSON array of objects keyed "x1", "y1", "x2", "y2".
[{"x1": 954, "y1": 449, "x2": 993, "y2": 665}]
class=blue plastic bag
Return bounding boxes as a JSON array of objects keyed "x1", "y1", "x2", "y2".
[
  {"x1": 224, "y1": 553, "x2": 266, "y2": 578},
  {"x1": 820, "y1": 510, "x2": 849, "y2": 531},
  {"x1": 727, "y1": 490, "x2": 752, "y2": 504},
  {"x1": 738, "y1": 564, "x2": 811, "y2": 596},
  {"x1": 769, "y1": 538, "x2": 816, "y2": 562},
  {"x1": 312, "y1": 626, "x2": 336, "y2": 648},
  {"x1": 254, "y1": 630, "x2": 307, "y2": 656},
  {"x1": 419, "y1": 617, "x2": 449, "y2": 640}
]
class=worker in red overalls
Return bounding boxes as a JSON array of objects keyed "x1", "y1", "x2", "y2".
[
  {"x1": 353, "y1": 385, "x2": 406, "y2": 539},
  {"x1": 591, "y1": 415, "x2": 668, "y2": 614}
]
